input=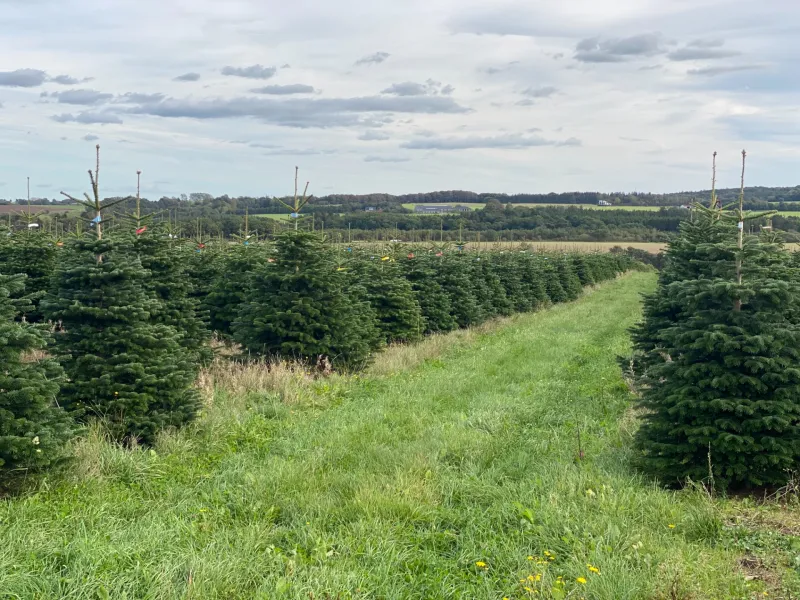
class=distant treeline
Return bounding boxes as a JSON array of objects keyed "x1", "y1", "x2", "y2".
[{"x1": 4, "y1": 185, "x2": 800, "y2": 243}]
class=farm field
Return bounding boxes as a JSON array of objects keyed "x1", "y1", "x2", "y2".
[
  {"x1": 348, "y1": 240, "x2": 668, "y2": 254},
  {"x1": 2, "y1": 271, "x2": 795, "y2": 599},
  {"x1": 401, "y1": 202, "x2": 675, "y2": 212},
  {"x1": 0, "y1": 204, "x2": 83, "y2": 216}
]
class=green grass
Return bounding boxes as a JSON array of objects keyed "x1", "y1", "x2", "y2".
[{"x1": 1, "y1": 272, "x2": 795, "y2": 599}]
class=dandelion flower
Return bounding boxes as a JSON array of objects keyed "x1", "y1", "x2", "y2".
[
  {"x1": 588, "y1": 566, "x2": 600, "y2": 574},
  {"x1": 475, "y1": 561, "x2": 487, "y2": 569},
  {"x1": 527, "y1": 556, "x2": 534, "y2": 561},
  {"x1": 527, "y1": 575, "x2": 535, "y2": 582},
  {"x1": 524, "y1": 587, "x2": 533, "y2": 593},
  {"x1": 668, "y1": 524, "x2": 676, "y2": 529},
  {"x1": 576, "y1": 577, "x2": 587, "y2": 585}
]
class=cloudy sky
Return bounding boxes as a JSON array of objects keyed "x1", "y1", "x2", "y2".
[{"x1": 1, "y1": 0, "x2": 798, "y2": 199}]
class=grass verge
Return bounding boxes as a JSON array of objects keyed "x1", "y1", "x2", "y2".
[{"x1": 1, "y1": 272, "x2": 797, "y2": 599}]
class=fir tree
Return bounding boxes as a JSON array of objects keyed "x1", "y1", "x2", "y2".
[
  {"x1": 0, "y1": 230, "x2": 58, "y2": 322},
  {"x1": 233, "y1": 230, "x2": 379, "y2": 369},
  {"x1": 400, "y1": 253, "x2": 457, "y2": 334},
  {"x1": 633, "y1": 155, "x2": 800, "y2": 488},
  {"x1": 205, "y1": 243, "x2": 267, "y2": 337},
  {"x1": 46, "y1": 149, "x2": 199, "y2": 443},
  {"x1": 494, "y1": 253, "x2": 533, "y2": 313},
  {"x1": 435, "y1": 254, "x2": 484, "y2": 328},
  {"x1": 572, "y1": 255, "x2": 596, "y2": 287},
  {"x1": 356, "y1": 256, "x2": 423, "y2": 345},
  {"x1": 43, "y1": 237, "x2": 201, "y2": 443},
  {"x1": 556, "y1": 256, "x2": 583, "y2": 301},
  {"x1": 635, "y1": 231, "x2": 800, "y2": 488},
  {"x1": 538, "y1": 256, "x2": 567, "y2": 304},
  {"x1": 135, "y1": 232, "x2": 213, "y2": 365},
  {"x1": 1, "y1": 272, "x2": 74, "y2": 480}
]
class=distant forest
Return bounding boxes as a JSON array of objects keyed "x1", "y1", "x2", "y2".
[{"x1": 2, "y1": 185, "x2": 799, "y2": 243}]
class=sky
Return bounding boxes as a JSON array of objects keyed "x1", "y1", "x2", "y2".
[{"x1": 0, "y1": 0, "x2": 799, "y2": 199}]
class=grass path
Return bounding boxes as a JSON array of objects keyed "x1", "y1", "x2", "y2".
[{"x1": 0, "y1": 272, "x2": 772, "y2": 599}]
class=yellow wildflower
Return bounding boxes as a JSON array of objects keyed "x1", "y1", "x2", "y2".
[
  {"x1": 577, "y1": 577, "x2": 587, "y2": 585},
  {"x1": 527, "y1": 575, "x2": 535, "y2": 582},
  {"x1": 588, "y1": 566, "x2": 600, "y2": 574},
  {"x1": 668, "y1": 524, "x2": 676, "y2": 529},
  {"x1": 527, "y1": 555, "x2": 534, "y2": 561},
  {"x1": 524, "y1": 587, "x2": 532, "y2": 593},
  {"x1": 475, "y1": 561, "x2": 487, "y2": 569}
]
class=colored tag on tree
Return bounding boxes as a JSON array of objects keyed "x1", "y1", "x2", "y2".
[
  {"x1": 136, "y1": 226, "x2": 147, "y2": 235},
  {"x1": 407, "y1": 253, "x2": 415, "y2": 259},
  {"x1": 436, "y1": 252, "x2": 443, "y2": 257}
]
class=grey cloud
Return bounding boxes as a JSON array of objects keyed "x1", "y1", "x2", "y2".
[
  {"x1": 401, "y1": 134, "x2": 581, "y2": 150},
  {"x1": 482, "y1": 61, "x2": 519, "y2": 75},
  {"x1": 574, "y1": 34, "x2": 663, "y2": 63},
  {"x1": 552, "y1": 53, "x2": 565, "y2": 60},
  {"x1": 116, "y1": 92, "x2": 166, "y2": 103},
  {"x1": 262, "y1": 148, "x2": 337, "y2": 156},
  {"x1": 382, "y1": 82, "x2": 427, "y2": 96},
  {"x1": 51, "y1": 74, "x2": 84, "y2": 85},
  {"x1": 174, "y1": 72, "x2": 201, "y2": 82},
  {"x1": 687, "y1": 64, "x2": 762, "y2": 76},
  {"x1": 125, "y1": 95, "x2": 467, "y2": 128},
  {"x1": 619, "y1": 136, "x2": 648, "y2": 142},
  {"x1": 358, "y1": 130, "x2": 390, "y2": 141},
  {"x1": 668, "y1": 47, "x2": 739, "y2": 61},
  {"x1": 250, "y1": 84, "x2": 316, "y2": 95},
  {"x1": 639, "y1": 64, "x2": 663, "y2": 71},
  {"x1": 52, "y1": 111, "x2": 123, "y2": 124},
  {"x1": 521, "y1": 86, "x2": 558, "y2": 98},
  {"x1": 355, "y1": 52, "x2": 390, "y2": 66},
  {"x1": 364, "y1": 155, "x2": 409, "y2": 163},
  {"x1": 0, "y1": 68, "x2": 48, "y2": 87},
  {"x1": 441, "y1": 84, "x2": 455, "y2": 95},
  {"x1": 516, "y1": 99, "x2": 535, "y2": 106},
  {"x1": 49, "y1": 89, "x2": 113, "y2": 105},
  {"x1": 83, "y1": 134, "x2": 99, "y2": 141},
  {"x1": 221, "y1": 64, "x2": 277, "y2": 79},
  {"x1": 281, "y1": 64, "x2": 291, "y2": 69},
  {"x1": 688, "y1": 39, "x2": 724, "y2": 48}
]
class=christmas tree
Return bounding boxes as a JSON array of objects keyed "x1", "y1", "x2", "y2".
[
  {"x1": 633, "y1": 152, "x2": 800, "y2": 488},
  {"x1": 45, "y1": 148, "x2": 199, "y2": 443},
  {"x1": 571, "y1": 254, "x2": 596, "y2": 287},
  {"x1": 556, "y1": 255, "x2": 583, "y2": 301},
  {"x1": 0, "y1": 230, "x2": 58, "y2": 322},
  {"x1": 435, "y1": 253, "x2": 484, "y2": 328},
  {"x1": 1, "y1": 272, "x2": 74, "y2": 481},
  {"x1": 205, "y1": 243, "x2": 267, "y2": 337},
  {"x1": 233, "y1": 230, "x2": 379, "y2": 370},
  {"x1": 400, "y1": 253, "x2": 457, "y2": 334},
  {"x1": 538, "y1": 256, "x2": 567, "y2": 304},
  {"x1": 356, "y1": 254, "x2": 423, "y2": 345},
  {"x1": 135, "y1": 231, "x2": 213, "y2": 365}
]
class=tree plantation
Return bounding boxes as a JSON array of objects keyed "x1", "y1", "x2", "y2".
[{"x1": 0, "y1": 217, "x2": 632, "y2": 484}]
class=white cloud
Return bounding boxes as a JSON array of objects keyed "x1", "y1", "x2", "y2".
[{"x1": 0, "y1": 0, "x2": 797, "y2": 197}]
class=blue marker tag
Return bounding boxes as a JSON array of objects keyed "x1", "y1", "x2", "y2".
[
  {"x1": 290, "y1": 212, "x2": 299, "y2": 219},
  {"x1": 92, "y1": 215, "x2": 101, "y2": 223}
]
